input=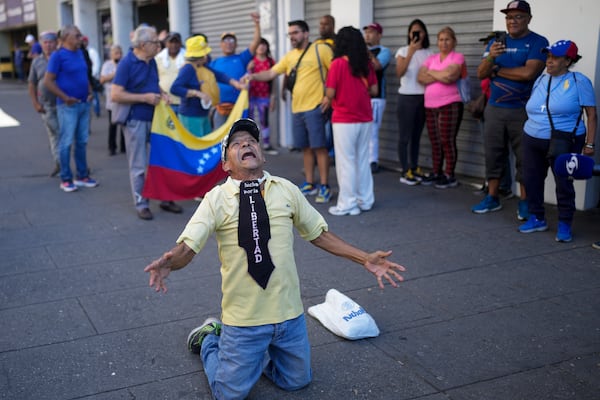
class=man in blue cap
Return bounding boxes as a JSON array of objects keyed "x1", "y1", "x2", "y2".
[{"x1": 471, "y1": 0, "x2": 548, "y2": 220}]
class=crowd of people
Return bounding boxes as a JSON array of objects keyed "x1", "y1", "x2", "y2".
[
  {"x1": 25, "y1": 0, "x2": 598, "y2": 234},
  {"x1": 20, "y1": 1, "x2": 598, "y2": 398}
]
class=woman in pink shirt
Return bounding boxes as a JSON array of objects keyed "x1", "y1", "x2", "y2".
[{"x1": 418, "y1": 26, "x2": 466, "y2": 188}]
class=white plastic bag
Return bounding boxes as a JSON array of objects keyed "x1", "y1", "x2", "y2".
[{"x1": 307, "y1": 289, "x2": 380, "y2": 340}]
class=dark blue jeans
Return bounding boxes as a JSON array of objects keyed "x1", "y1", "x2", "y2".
[
  {"x1": 57, "y1": 102, "x2": 91, "y2": 182},
  {"x1": 521, "y1": 133, "x2": 585, "y2": 223}
]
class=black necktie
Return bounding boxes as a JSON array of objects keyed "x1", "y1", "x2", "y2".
[{"x1": 238, "y1": 180, "x2": 275, "y2": 289}]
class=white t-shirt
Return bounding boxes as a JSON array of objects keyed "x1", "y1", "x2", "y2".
[{"x1": 395, "y1": 46, "x2": 433, "y2": 95}]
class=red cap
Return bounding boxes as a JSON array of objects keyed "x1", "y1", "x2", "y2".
[{"x1": 363, "y1": 23, "x2": 383, "y2": 34}]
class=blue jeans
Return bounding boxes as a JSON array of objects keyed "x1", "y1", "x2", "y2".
[
  {"x1": 201, "y1": 314, "x2": 312, "y2": 399},
  {"x1": 57, "y1": 102, "x2": 91, "y2": 182}
]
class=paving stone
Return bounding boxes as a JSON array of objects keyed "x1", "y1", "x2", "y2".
[{"x1": 0, "y1": 299, "x2": 95, "y2": 352}]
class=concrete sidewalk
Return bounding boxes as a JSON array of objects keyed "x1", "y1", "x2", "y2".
[{"x1": 1, "y1": 80, "x2": 599, "y2": 400}]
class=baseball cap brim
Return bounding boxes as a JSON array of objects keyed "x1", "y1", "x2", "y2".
[{"x1": 221, "y1": 119, "x2": 260, "y2": 161}]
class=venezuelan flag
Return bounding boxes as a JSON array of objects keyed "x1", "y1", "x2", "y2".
[{"x1": 142, "y1": 90, "x2": 249, "y2": 200}]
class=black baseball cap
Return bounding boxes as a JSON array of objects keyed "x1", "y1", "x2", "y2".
[{"x1": 221, "y1": 119, "x2": 260, "y2": 161}]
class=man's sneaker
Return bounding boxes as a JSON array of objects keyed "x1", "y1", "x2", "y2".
[
  {"x1": 517, "y1": 199, "x2": 529, "y2": 221},
  {"x1": 412, "y1": 167, "x2": 425, "y2": 182},
  {"x1": 299, "y1": 182, "x2": 318, "y2": 196},
  {"x1": 187, "y1": 317, "x2": 222, "y2": 354},
  {"x1": 555, "y1": 221, "x2": 572, "y2": 243},
  {"x1": 518, "y1": 215, "x2": 548, "y2": 233},
  {"x1": 498, "y1": 188, "x2": 515, "y2": 200},
  {"x1": 420, "y1": 173, "x2": 439, "y2": 186},
  {"x1": 472, "y1": 195, "x2": 502, "y2": 214},
  {"x1": 263, "y1": 145, "x2": 279, "y2": 155},
  {"x1": 74, "y1": 177, "x2": 99, "y2": 188},
  {"x1": 399, "y1": 169, "x2": 419, "y2": 186},
  {"x1": 60, "y1": 181, "x2": 78, "y2": 192},
  {"x1": 370, "y1": 162, "x2": 379, "y2": 174},
  {"x1": 328, "y1": 205, "x2": 361, "y2": 216},
  {"x1": 315, "y1": 184, "x2": 332, "y2": 203},
  {"x1": 592, "y1": 241, "x2": 600, "y2": 250},
  {"x1": 435, "y1": 175, "x2": 458, "y2": 189}
]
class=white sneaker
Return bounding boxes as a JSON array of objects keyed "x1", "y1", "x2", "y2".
[{"x1": 328, "y1": 206, "x2": 361, "y2": 216}]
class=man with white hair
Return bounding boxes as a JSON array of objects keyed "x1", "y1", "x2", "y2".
[
  {"x1": 111, "y1": 24, "x2": 183, "y2": 220},
  {"x1": 28, "y1": 31, "x2": 60, "y2": 176}
]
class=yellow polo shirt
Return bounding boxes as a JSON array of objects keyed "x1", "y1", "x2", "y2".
[
  {"x1": 177, "y1": 171, "x2": 328, "y2": 326},
  {"x1": 272, "y1": 43, "x2": 333, "y2": 113}
]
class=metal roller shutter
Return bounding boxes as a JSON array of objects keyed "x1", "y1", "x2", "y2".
[
  {"x1": 190, "y1": 0, "x2": 258, "y2": 58},
  {"x1": 305, "y1": 0, "x2": 331, "y2": 41},
  {"x1": 375, "y1": 0, "x2": 493, "y2": 179}
]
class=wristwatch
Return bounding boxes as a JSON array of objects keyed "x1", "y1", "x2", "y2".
[{"x1": 584, "y1": 143, "x2": 595, "y2": 149}]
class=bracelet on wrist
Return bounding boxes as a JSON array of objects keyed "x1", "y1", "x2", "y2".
[
  {"x1": 485, "y1": 55, "x2": 494, "y2": 63},
  {"x1": 584, "y1": 143, "x2": 595, "y2": 149}
]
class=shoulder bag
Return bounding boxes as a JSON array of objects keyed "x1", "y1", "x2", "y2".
[
  {"x1": 111, "y1": 65, "x2": 152, "y2": 125},
  {"x1": 285, "y1": 42, "x2": 311, "y2": 93},
  {"x1": 546, "y1": 73, "x2": 582, "y2": 160}
]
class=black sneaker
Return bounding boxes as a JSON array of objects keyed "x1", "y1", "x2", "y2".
[
  {"x1": 420, "y1": 173, "x2": 439, "y2": 186},
  {"x1": 399, "y1": 169, "x2": 419, "y2": 186},
  {"x1": 370, "y1": 162, "x2": 379, "y2": 174},
  {"x1": 498, "y1": 188, "x2": 515, "y2": 200},
  {"x1": 435, "y1": 175, "x2": 458, "y2": 189},
  {"x1": 187, "y1": 317, "x2": 222, "y2": 354}
]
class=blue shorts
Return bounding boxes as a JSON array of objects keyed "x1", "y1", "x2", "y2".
[{"x1": 292, "y1": 106, "x2": 327, "y2": 149}]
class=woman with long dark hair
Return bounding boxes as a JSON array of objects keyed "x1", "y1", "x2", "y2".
[
  {"x1": 396, "y1": 19, "x2": 433, "y2": 185},
  {"x1": 321, "y1": 26, "x2": 378, "y2": 216}
]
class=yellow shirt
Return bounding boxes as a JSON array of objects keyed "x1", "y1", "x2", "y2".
[
  {"x1": 177, "y1": 172, "x2": 328, "y2": 326},
  {"x1": 155, "y1": 52, "x2": 183, "y2": 105},
  {"x1": 273, "y1": 43, "x2": 333, "y2": 113}
]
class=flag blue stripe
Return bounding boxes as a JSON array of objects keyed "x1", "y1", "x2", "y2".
[{"x1": 148, "y1": 134, "x2": 222, "y2": 176}]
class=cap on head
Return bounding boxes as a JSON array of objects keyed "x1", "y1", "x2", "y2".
[
  {"x1": 363, "y1": 22, "x2": 383, "y2": 34},
  {"x1": 40, "y1": 31, "x2": 58, "y2": 41},
  {"x1": 543, "y1": 40, "x2": 581, "y2": 61},
  {"x1": 184, "y1": 35, "x2": 211, "y2": 58},
  {"x1": 479, "y1": 32, "x2": 497, "y2": 43},
  {"x1": 221, "y1": 118, "x2": 260, "y2": 162},
  {"x1": 501, "y1": 0, "x2": 531, "y2": 15},
  {"x1": 166, "y1": 32, "x2": 182, "y2": 43},
  {"x1": 221, "y1": 32, "x2": 237, "y2": 41},
  {"x1": 25, "y1": 34, "x2": 35, "y2": 43}
]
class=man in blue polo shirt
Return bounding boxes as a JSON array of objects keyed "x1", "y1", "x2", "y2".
[
  {"x1": 209, "y1": 12, "x2": 261, "y2": 129},
  {"x1": 471, "y1": 0, "x2": 548, "y2": 218},
  {"x1": 44, "y1": 25, "x2": 98, "y2": 192},
  {"x1": 112, "y1": 24, "x2": 183, "y2": 220}
]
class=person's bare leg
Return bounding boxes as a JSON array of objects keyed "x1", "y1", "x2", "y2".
[
  {"x1": 487, "y1": 178, "x2": 499, "y2": 197},
  {"x1": 315, "y1": 147, "x2": 330, "y2": 185},
  {"x1": 303, "y1": 148, "x2": 316, "y2": 184},
  {"x1": 519, "y1": 182, "x2": 526, "y2": 200}
]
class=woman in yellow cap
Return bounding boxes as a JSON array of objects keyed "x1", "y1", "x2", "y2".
[{"x1": 171, "y1": 35, "x2": 215, "y2": 137}]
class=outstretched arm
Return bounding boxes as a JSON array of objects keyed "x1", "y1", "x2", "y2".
[
  {"x1": 248, "y1": 12, "x2": 261, "y2": 55},
  {"x1": 311, "y1": 231, "x2": 406, "y2": 289},
  {"x1": 143, "y1": 242, "x2": 196, "y2": 292}
]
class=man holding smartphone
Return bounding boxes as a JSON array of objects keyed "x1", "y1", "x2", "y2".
[{"x1": 471, "y1": 0, "x2": 548, "y2": 218}]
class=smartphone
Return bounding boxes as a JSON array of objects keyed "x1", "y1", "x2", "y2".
[
  {"x1": 412, "y1": 31, "x2": 420, "y2": 41},
  {"x1": 495, "y1": 31, "x2": 506, "y2": 46}
]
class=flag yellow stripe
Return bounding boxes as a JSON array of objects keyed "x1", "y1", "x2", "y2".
[{"x1": 151, "y1": 89, "x2": 249, "y2": 150}]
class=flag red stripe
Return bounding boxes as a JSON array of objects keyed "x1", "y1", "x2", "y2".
[{"x1": 142, "y1": 165, "x2": 227, "y2": 201}]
